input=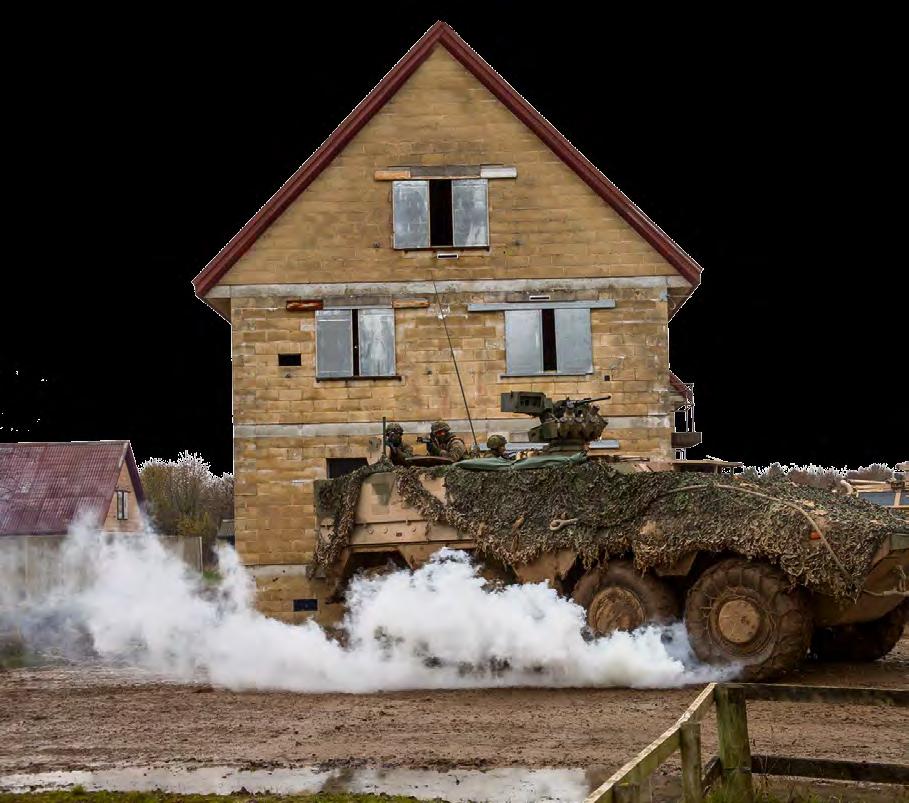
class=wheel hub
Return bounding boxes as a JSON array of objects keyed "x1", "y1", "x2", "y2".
[
  {"x1": 717, "y1": 598, "x2": 763, "y2": 645},
  {"x1": 587, "y1": 587, "x2": 646, "y2": 635}
]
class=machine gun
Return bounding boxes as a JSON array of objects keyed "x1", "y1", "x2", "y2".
[{"x1": 500, "y1": 391, "x2": 610, "y2": 451}]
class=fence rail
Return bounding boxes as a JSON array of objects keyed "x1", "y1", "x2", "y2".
[{"x1": 584, "y1": 682, "x2": 908, "y2": 803}]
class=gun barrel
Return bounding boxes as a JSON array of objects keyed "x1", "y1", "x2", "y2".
[{"x1": 578, "y1": 395, "x2": 612, "y2": 404}]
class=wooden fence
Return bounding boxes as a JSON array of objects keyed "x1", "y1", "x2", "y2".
[{"x1": 583, "y1": 682, "x2": 909, "y2": 803}]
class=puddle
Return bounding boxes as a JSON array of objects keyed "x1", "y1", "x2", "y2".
[{"x1": 0, "y1": 764, "x2": 608, "y2": 802}]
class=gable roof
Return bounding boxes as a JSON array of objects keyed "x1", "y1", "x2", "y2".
[
  {"x1": 193, "y1": 21, "x2": 702, "y2": 305},
  {"x1": 0, "y1": 441, "x2": 144, "y2": 536}
]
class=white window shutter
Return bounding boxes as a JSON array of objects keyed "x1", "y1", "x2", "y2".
[
  {"x1": 554, "y1": 308, "x2": 593, "y2": 374},
  {"x1": 315, "y1": 309, "x2": 353, "y2": 378},
  {"x1": 393, "y1": 180, "x2": 430, "y2": 249},
  {"x1": 451, "y1": 179, "x2": 489, "y2": 247},
  {"x1": 505, "y1": 309, "x2": 543, "y2": 374},
  {"x1": 358, "y1": 308, "x2": 396, "y2": 376}
]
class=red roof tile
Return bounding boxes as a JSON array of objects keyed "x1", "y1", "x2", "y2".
[{"x1": 0, "y1": 441, "x2": 144, "y2": 536}]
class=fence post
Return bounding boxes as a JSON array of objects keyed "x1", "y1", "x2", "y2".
[
  {"x1": 715, "y1": 684, "x2": 753, "y2": 803},
  {"x1": 680, "y1": 720, "x2": 703, "y2": 803},
  {"x1": 614, "y1": 781, "x2": 642, "y2": 803}
]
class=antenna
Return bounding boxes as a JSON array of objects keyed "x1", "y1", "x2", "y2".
[{"x1": 430, "y1": 273, "x2": 479, "y2": 451}]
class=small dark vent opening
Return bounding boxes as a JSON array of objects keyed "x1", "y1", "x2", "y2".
[{"x1": 278, "y1": 353, "x2": 302, "y2": 366}]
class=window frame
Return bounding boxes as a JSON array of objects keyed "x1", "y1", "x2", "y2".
[
  {"x1": 502, "y1": 306, "x2": 594, "y2": 377},
  {"x1": 392, "y1": 178, "x2": 489, "y2": 250},
  {"x1": 115, "y1": 489, "x2": 128, "y2": 520},
  {"x1": 315, "y1": 307, "x2": 399, "y2": 380}
]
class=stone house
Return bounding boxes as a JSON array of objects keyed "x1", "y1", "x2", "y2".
[{"x1": 192, "y1": 22, "x2": 704, "y2": 622}]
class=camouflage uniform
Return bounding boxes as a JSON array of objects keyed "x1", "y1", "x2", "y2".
[
  {"x1": 426, "y1": 420, "x2": 467, "y2": 462},
  {"x1": 384, "y1": 422, "x2": 413, "y2": 466},
  {"x1": 485, "y1": 434, "x2": 512, "y2": 459}
]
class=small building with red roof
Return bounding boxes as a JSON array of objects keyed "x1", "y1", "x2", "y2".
[{"x1": 0, "y1": 440, "x2": 145, "y2": 538}]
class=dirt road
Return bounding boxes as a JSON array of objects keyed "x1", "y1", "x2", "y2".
[{"x1": 1, "y1": 636, "x2": 906, "y2": 777}]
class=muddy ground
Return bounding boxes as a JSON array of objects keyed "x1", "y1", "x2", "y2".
[{"x1": 1, "y1": 635, "x2": 906, "y2": 781}]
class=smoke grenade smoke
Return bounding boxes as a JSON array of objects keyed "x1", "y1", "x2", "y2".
[{"x1": 1, "y1": 526, "x2": 731, "y2": 691}]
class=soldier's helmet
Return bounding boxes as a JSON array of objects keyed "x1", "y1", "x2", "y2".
[
  {"x1": 487, "y1": 434, "x2": 507, "y2": 451},
  {"x1": 430, "y1": 420, "x2": 451, "y2": 437},
  {"x1": 386, "y1": 422, "x2": 404, "y2": 435}
]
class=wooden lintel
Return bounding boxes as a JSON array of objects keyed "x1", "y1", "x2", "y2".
[
  {"x1": 374, "y1": 165, "x2": 517, "y2": 181},
  {"x1": 392, "y1": 298, "x2": 431, "y2": 309},
  {"x1": 286, "y1": 299, "x2": 323, "y2": 312},
  {"x1": 374, "y1": 169, "x2": 412, "y2": 180}
]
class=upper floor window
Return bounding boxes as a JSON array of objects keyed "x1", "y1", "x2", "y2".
[
  {"x1": 504, "y1": 307, "x2": 593, "y2": 375},
  {"x1": 115, "y1": 489, "x2": 129, "y2": 520},
  {"x1": 393, "y1": 179, "x2": 488, "y2": 249},
  {"x1": 315, "y1": 308, "x2": 396, "y2": 378}
]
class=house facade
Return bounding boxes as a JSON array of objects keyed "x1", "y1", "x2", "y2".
[{"x1": 193, "y1": 22, "x2": 704, "y2": 623}]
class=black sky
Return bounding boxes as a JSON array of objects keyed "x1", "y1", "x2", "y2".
[{"x1": 2, "y1": 8, "x2": 905, "y2": 474}]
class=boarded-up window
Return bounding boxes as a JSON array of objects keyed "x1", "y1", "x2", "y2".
[
  {"x1": 554, "y1": 308, "x2": 593, "y2": 374},
  {"x1": 504, "y1": 309, "x2": 543, "y2": 374},
  {"x1": 504, "y1": 307, "x2": 592, "y2": 375},
  {"x1": 315, "y1": 309, "x2": 353, "y2": 378},
  {"x1": 392, "y1": 181, "x2": 430, "y2": 249},
  {"x1": 393, "y1": 178, "x2": 488, "y2": 248},
  {"x1": 357, "y1": 308, "x2": 396, "y2": 376},
  {"x1": 316, "y1": 308, "x2": 396, "y2": 378},
  {"x1": 452, "y1": 179, "x2": 489, "y2": 247}
]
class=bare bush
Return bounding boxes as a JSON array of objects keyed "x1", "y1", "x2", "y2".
[
  {"x1": 742, "y1": 461, "x2": 906, "y2": 488},
  {"x1": 139, "y1": 452, "x2": 233, "y2": 538}
]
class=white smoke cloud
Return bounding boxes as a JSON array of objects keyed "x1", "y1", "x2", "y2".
[{"x1": 1, "y1": 527, "x2": 732, "y2": 691}]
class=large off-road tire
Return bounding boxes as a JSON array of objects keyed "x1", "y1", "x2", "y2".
[
  {"x1": 572, "y1": 561, "x2": 680, "y2": 636},
  {"x1": 686, "y1": 558, "x2": 812, "y2": 681},
  {"x1": 811, "y1": 600, "x2": 908, "y2": 662}
]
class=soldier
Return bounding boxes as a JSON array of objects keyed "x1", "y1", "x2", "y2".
[
  {"x1": 425, "y1": 420, "x2": 467, "y2": 462},
  {"x1": 485, "y1": 434, "x2": 512, "y2": 460},
  {"x1": 384, "y1": 422, "x2": 413, "y2": 466}
]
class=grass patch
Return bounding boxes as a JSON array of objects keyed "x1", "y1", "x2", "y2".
[{"x1": 0, "y1": 792, "x2": 438, "y2": 803}]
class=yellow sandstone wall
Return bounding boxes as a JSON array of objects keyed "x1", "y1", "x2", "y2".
[
  {"x1": 211, "y1": 44, "x2": 691, "y2": 623},
  {"x1": 218, "y1": 46, "x2": 680, "y2": 287}
]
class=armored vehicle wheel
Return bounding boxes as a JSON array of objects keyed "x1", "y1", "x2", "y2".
[
  {"x1": 686, "y1": 558, "x2": 812, "y2": 680},
  {"x1": 811, "y1": 600, "x2": 908, "y2": 662},
  {"x1": 572, "y1": 561, "x2": 679, "y2": 636}
]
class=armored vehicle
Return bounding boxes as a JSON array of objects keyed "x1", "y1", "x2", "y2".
[{"x1": 315, "y1": 393, "x2": 909, "y2": 680}]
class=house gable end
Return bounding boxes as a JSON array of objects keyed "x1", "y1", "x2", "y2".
[{"x1": 194, "y1": 22, "x2": 701, "y2": 306}]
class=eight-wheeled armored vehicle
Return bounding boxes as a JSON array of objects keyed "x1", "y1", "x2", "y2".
[{"x1": 315, "y1": 393, "x2": 909, "y2": 680}]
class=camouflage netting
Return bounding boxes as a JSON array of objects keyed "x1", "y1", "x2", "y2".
[{"x1": 315, "y1": 460, "x2": 909, "y2": 599}]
